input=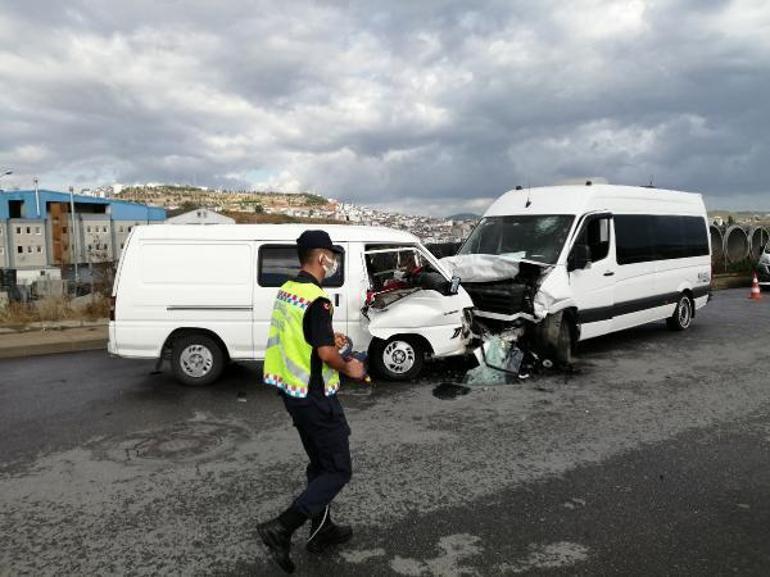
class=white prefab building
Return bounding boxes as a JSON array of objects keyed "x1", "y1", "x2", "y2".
[{"x1": 166, "y1": 209, "x2": 235, "y2": 225}]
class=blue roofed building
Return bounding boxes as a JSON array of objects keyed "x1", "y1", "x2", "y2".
[{"x1": 0, "y1": 189, "x2": 166, "y2": 271}]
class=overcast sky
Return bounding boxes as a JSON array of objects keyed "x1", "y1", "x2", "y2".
[{"x1": 1, "y1": 0, "x2": 768, "y2": 215}]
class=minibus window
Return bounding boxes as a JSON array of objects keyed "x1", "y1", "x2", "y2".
[
  {"x1": 458, "y1": 215, "x2": 574, "y2": 264},
  {"x1": 615, "y1": 215, "x2": 656, "y2": 264},
  {"x1": 575, "y1": 216, "x2": 611, "y2": 262},
  {"x1": 258, "y1": 244, "x2": 345, "y2": 287},
  {"x1": 616, "y1": 215, "x2": 709, "y2": 264}
]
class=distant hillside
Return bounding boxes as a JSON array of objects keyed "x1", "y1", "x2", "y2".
[
  {"x1": 447, "y1": 212, "x2": 479, "y2": 221},
  {"x1": 116, "y1": 185, "x2": 329, "y2": 208},
  {"x1": 221, "y1": 211, "x2": 342, "y2": 225}
]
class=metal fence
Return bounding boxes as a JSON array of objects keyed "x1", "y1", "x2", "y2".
[{"x1": 0, "y1": 264, "x2": 114, "y2": 317}]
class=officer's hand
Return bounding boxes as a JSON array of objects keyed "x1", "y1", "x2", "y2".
[
  {"x1": 345, "y1": 358, "x2": 366, "y2": 380},
  {"x1": 334, "y1": 332, "x2": 348, "y2": 350}
]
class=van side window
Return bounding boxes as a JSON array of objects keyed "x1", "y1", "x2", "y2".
[
  {"x1": 679, "y1": 217, "x2": 709, "y2": 257},
  {"x1": 616, "y1": 215, "x2": 657, "y2": 264},
  {"x1": 616, "y1": 215, "x2": 709, "y2": 265},
  {"x1": 258, "y1": 244, "x2": 345, "y2": 288},
  {"x1": 576, "y1": 216, "x2": 611, "y2": 262}
]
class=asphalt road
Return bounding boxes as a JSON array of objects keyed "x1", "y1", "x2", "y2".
[{"x1": 2, "y1": 288, "x2": 769, "y2": 576}]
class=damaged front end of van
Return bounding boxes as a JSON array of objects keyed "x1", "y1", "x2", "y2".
[
  {"x1": 438, "y1": 211, "x2": 584, "y2": 376},
  {"x1": 360, "y1": 245, "x2": 475, "y2": 380},
  {"x1": 439, "y1": 253, "x2": 577, "y2": 373}
]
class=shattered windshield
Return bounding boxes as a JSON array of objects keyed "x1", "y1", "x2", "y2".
[{"x1": 458, "y1": 215, "x2": 574, "y2": 264}]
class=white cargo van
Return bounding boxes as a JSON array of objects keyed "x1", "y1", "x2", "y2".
[
  {"x1": 108, "y1": 224, "x2": 474, "y2": 385},
  {"x1": 443, "y1": 184, "x2": 711, "y2": 363}
]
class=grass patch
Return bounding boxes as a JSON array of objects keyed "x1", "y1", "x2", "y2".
[{"x1": 0, "y1": 294, "x2": 110, "y2": 326}]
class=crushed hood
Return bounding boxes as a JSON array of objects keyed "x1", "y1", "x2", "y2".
[
  {"x1": 366, "y1": 287, "x2": 473, "y2": 330},
  {"x1": 439, "y1": 254, "x2": 552, "y2": 283},
  {"x1": 439, "y1": 254, "x2": 522, "y2": 282}
]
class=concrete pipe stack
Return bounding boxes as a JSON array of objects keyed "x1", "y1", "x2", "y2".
[
  {"x1": 709, "y1": 225, "x2": 724, "y2": 263},
  {"x1": 723, "y1": 225, "x2": 750, "y2": 263},
  {"x1": 749, "y1": 227, "x2": 770, "y2": 260}
]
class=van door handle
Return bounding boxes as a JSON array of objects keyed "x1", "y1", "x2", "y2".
[
  {"x1": 603, "y1": 271, "x2": 615, "y2": 277},
  {"x1": 334, "y1": 294, "x2": 340, "y2": 307}
]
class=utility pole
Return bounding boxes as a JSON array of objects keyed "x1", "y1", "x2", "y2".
[
  {"x1": 69, "y1": 186, "x2": 79, "y2": 284},
  {"x1": 34, "y1": 177, "x2": 40, "y2": 217}
]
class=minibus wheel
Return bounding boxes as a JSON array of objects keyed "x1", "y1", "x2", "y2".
[
  {"x1": 667, "y1": 294, "x2": 693, "y2": 331},
  {"x1": 554, "y1": 318, "x2": 574, "y2": 366},
  {"x1": 171, "y1": 333, "x2": 225, "y2": 386},
  {"x1": 370, "y1": 336, "x2": 425, "y2": 381}
]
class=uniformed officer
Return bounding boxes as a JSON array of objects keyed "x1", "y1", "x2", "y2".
[{"x1": 257, "y1": 230, "x2": 365, "y2": 574}]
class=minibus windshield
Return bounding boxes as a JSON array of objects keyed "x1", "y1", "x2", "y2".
[{"x1": 459, "y1": 215, "x2": 574, "y2": 264}]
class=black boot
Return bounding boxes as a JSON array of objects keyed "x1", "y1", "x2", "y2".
[
  {"x1": 306, "y1": 506, "x2": 353, "y2": 553},
  {"x1": 257, "y1": 507, "x2": 306, "y2": 574}
]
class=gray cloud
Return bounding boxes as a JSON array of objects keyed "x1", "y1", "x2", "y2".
[{"x1": 0, "y1": 0, "x2": 768, "y2": 214}]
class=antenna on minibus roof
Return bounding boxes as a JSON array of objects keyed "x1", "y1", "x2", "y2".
[
  {"x1": 644, "y1": 175, "x2": 656, "y2": 189},
  {"x1": 519, "y1": 183, "x2": 532, "y2": 208}
]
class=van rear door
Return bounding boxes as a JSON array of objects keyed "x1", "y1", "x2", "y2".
[
  {"x1": 253, "y1": 242, "x2": 349, "y2": 359},
  {"x1": 115, "y1": 239, "x2": 254, "y2": 358}
]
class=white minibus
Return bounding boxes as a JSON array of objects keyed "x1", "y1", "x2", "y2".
[{"x1": 450, "y1": 183, "x2": 711, "y2": 363}]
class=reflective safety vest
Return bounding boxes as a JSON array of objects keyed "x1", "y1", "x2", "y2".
[{"x1": 263, "y1": 280, "x2": 341, "y2": 398}]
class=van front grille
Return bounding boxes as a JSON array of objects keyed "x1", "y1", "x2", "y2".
[{"x1": 463, "y1": 282, "x2": 529, "y2": 316}]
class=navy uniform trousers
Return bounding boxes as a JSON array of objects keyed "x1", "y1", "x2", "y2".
[{"x1": 282, "y1": 391, "x2": 352, "y2": 517}]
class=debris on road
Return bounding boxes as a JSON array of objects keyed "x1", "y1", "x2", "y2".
[{"x1": 432, "y1": 382, "x2": 471, "y2": 399}]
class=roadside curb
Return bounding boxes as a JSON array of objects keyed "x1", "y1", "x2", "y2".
[
  {"x1": 0, "y1": 323, "x2": 109, "y2": 360},
  {"x1": 711, "y1": 274, "x2": 751, "y2": 291},
  {"x1": 0, "y1": 320, "x2": 109, "y2": 335},
  {"x1": 0, "y1": 338, "x2": 107, "y2": 359}
]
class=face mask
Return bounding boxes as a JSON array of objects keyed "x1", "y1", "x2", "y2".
[{"x1": 321, "y1": 254, "x2": 339, "y2": 277}]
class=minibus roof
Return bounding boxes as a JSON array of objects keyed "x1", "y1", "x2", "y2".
[
  {"x1": 484, "y1": 184, "x2": 705, "y2": 217},
  {"x1": 131, "y1": 223, "x2": 421, "y2": 244}
]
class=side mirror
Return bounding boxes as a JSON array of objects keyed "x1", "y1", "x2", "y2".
[
  {"x1": 449, "y1": 275, "x2": 461, "y2": 295},
  {"x1": 568, "y1": 244, "x2": 592, "y2": 272}
]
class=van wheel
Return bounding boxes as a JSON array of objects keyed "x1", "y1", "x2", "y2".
[
  {"x1": 171, "y1": 334, "x2": 225, "y2": 386},
  {"x1": 666, "y1": 294, "x2": 693, "y2": 331},
  {"x1": 370, "y1": 337, "x2": 425, "y2": 381},
  {"x1": 554, "y1": 318, "x2": 574, "y2": 366},
  {"x1": 535, "y1": 312, "x2": 574, "y2": 367}
]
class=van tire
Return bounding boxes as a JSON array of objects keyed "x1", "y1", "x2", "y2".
[
  {"x1": 171, "y1": 334, "x2": 225, "y2": 386},
  {"x1": 535, "y1": 312, "x2": 574, "y2": 367},
  {"x1": 554, "y1": 318, "x2": 574, "y2": 366},
  {"x1": 370, "y1": 337, "x2": 425, "y2": 381},
  {"x1": 666, "y1": 294, "x2": 693, "y2": 331}
]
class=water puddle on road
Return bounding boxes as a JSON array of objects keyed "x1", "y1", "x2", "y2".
[{"x1": 432, "y1": 382, "x2": 471, "y2": 400}]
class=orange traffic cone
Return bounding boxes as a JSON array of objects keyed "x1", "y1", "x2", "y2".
[{"x1": 749, "y1": 272, "x2": 762, "y2": 301}]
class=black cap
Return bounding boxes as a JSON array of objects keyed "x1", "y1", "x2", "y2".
[{"x1": 296, "y1": 230, "x2": 343, "y2": 254}]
